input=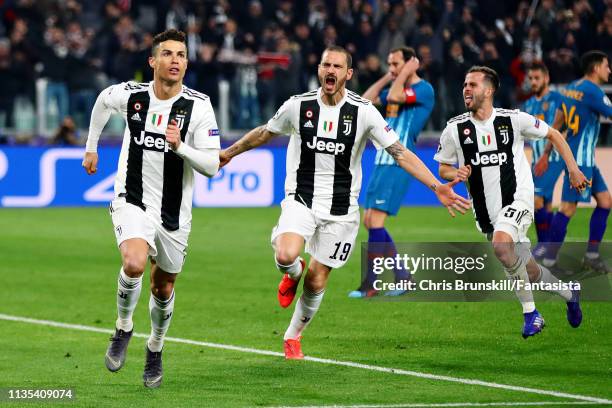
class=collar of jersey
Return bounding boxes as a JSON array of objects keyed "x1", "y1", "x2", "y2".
[
  {"x1": 470, "y1": 109, "x2": 497, "y2": 125},
  {"x1": 317, "y1": 87, "x2": 348, "y2": 108},
  {"x1": 147, "y1": 81, "x2": 184, "y2": 105}
]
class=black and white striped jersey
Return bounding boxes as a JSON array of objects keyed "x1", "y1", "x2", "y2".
[
  {"x1": 434, "y1": 109, "x2": 550, "y2": 233},
  {"x1": 266, "y1": 88, "x2": 399, "y2": 217},
  {"x1": 93, "y1": 81, "x2": 220, "y2": 231}
]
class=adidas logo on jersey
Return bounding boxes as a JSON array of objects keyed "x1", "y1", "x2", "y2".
[
  {"x1": 304, "y1": 120, "x2": 314, "y2": 128},
  {"x1": 306, "y1": 136, "x2": 346, "y2": 155},
  {"x1": 470, "y1": 151, "x2": 508, "y2": 167},
  {"x1": 464, "y1": 136, "x2": 473, "y2": 144},
  {"x1": 131, "y1": 112, "x2": 142, "y2": 121},
  {"x1": 134, "y1": 130, "x2": 170, "y2": 153}
]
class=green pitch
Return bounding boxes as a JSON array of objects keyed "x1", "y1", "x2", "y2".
[{"x1": 0, "y1": 207, "x2": 610, "y2": 407}]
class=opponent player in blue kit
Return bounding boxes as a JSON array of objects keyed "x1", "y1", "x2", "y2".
[
  {"x1": 522, "y1": 62, "x2": 566, "y2": 258},
  {"x1": 350, "y1": 46, "x2": 435, "y2": 298},
  {"x1": 539, "y1": 51, "x2": 612, "y2": 273}
]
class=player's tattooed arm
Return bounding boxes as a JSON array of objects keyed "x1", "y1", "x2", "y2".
[
  {"x1": 384, "y1": 141, "x2": 405, "y2": 161},
  {"x1": 386, "y1": 141, "x2": 438, "y2": 191},
  {"x1": 220, "y1": 125, "x2": 278, "y2": 168},
  {"x1": 386, "y1": 141, "x2": 470, "y2": 216}
]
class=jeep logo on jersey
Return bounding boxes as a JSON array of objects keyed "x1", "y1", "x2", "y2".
[
  {"x1": 470, "y1": 151, "x2": 508, "y2": 167},
  {"x1": 306, "y1": 136, "x2": 346, "y2": 155},
  {"x1": 134, "y1": 131, "x2": 170, "y2": 152}
]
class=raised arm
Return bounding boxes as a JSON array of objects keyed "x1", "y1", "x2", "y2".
[
  {"x1": 362, "y1": 73, "x2": 393, "y2": 105},
  {"x1": 220, "y1": 125, "x2": 279, "y2": 168},
  {"x1": 387, "y1": 57, "x2": 419, "y2": 104},
  {"x1": 386, "y1": 141, "x2": 470, "y2": 216}
]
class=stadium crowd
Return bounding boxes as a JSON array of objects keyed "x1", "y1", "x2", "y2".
[{"x1": 0, "y1": 0, "x2": 610, "y2": 139}]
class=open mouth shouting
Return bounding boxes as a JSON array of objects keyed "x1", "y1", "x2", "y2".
[
  {"x1": 324, "y1": 75, "x2": 337, "y2": 92},
  {"x1": 464, "y1": 93, "x2": 473, "y2": 107}
]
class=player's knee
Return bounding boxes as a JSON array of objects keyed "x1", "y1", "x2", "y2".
[
  {"x1": 122, "y1": 255, "x2": 147, "y2": 277},
  {"x1": 525, "y1": 259, "x2": 540, "y2": 282},
  {"x1": 151, "y1": 280, "x2": 174, "y2": 300},
  {"x1": 596, "y1": 192, "x2": 612, "y2": 209},
  {"x1": 559, "y1": 202, "x2": 577, "y2": 217},
  {"x1": 533, "y1": 196, "x2": 544, "y2": 210},
  {"x1": 275, "y1": 248, "x2": 300, "y2": 266},
  {"x1": 363, "y1": 213, "x2": 371, "y2": 229},
  {"x1": 492, "y1": 241, "x2": 515, "y2": 267}
]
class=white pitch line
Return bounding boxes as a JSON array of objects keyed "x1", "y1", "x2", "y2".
[
  {"x1": 269, "y1": 402, "x2": 607, "y2": 408},
  {"x1": 0, "y1": 313, "x2": 611, "y2": 405}
]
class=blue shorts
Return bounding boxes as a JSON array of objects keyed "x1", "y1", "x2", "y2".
[
  {"x1": 533, "y1": 160, "x2": 564, "y2": 202},
  {"x1": 562, "y1": 165, "x2": 608, "y2": 203},
  {"x1": 364, "y1": 165, "x2": 412, "y2": 216}
]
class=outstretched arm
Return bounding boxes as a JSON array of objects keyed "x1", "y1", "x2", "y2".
[
  {"x1": 220, "y1": 125, "x2": 279, "y2": 167},
  {"x1": 386, "y1": 141, "x2": 471, "y2": 217}
]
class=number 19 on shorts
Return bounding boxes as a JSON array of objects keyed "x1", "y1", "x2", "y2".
[{"x1": 330, "y1": 242, "x2": 352, "y2": 261}]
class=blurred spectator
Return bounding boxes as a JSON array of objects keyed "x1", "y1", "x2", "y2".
[
  {"x1": 377, "y1": 16, "x2": 405, "y2": 62},
  {"x1": 480, "y1": 40, "x2": 513, "y2": 107},
  {"x1": 241, "y1": 0, "x2": 266, "y2": 50},
  {"x1": 66, "y1": 22, "x2": 101, "y2": 128},
  {"x1": 510, "y1": 50, "x2": 536, "y2": 102},
  {"x1": 194, "y1": 43, "x2": 221, "y2": 107},
  {"x1": 0, "y1": 39, "x2": 20, "y2": 129},
  {"x1": 51, "y1": 116, "x2": 79, "y2": 146},
  {"x1": 417, "y1": 44, "x2": 443, "y2": 128},
  {"x1": 522, "y1": 25, "x2": 543, "y2": 60},
  {"x1": 356, "y1": 53, "x2": 383, "y2": 95},
  {"x1": 40, "y1": 25, "x2": 70, "y2": 124},
  {"x1": 275, "y1": 0, "x2": 294, "y2": 33},
  {"x1": 308, "y1": 0, "x2": 329, "y2": 33},
  {"x1": 546, "y1": 48, "x2": 580, "y2": 83},
  {"x1": 292, "y1": 22, "x2": 318, "y2": 92},
  {"x1": 350, "y1": 19, "x2": 378, "y2": 64},
  {"x1": 596, "y1": 10, "x2": 612, "y2": 55},
  {"x1": 445, "y1": 40, "x2": 470, "y2": 118},
  {"x1": 273, "y1": 36, "x2": 301, "y2": 109}
]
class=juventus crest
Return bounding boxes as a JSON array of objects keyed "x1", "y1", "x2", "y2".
[
  {"x1": 342, "y1": 119, "x2": 352, "y2": 135},
  {"x1": 175, "y1": 114, "x2": 186, "y2": 130}
]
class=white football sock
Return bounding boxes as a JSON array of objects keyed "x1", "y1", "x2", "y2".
[
  {"x1": 536, "y1": 264, "x2": 572, "y2": 301},
  {"x1": 504, "y1": 258, "x2": 536, "y2": 313},
  {"x1": 116, "y1": 268, "x2": 142, "y2": 332},
  {"x1": 275, "y1": 255, "x2": 304, "y2": 280},
  {"x1": 147, "y1": 291, "x2": 175, "y2": 352},
  {"x1": 284, "y1": 287, "x2": 324, "y2": 340}
]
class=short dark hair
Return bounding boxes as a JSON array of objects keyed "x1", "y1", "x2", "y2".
[
  {"x1": 528, "y1": 61, "x2": 549, "y2": 75},
  {"x1": 390, "y1": 46, "x2": 416, "y2": 62},
  {"x1": 152, "y1": 29, "x2": 186, "y2": 56},
  {"x1": 322, "y1": 45, "x2": 352, "y2": 69},
  {"x1": 580, "y1": 50, "x2": 608, "y2": 75},
  {"x1": 467, "y1": 65, "x2": 500, "y2": 92}
]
